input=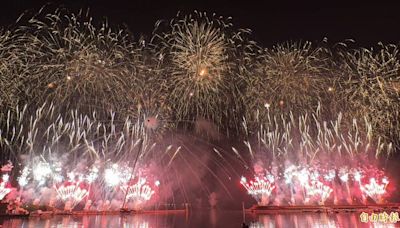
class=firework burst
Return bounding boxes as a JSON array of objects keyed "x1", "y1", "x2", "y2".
[
  {"x1": 55, "y1": 184, "x2": 89, "y2": 210},
  {"x1": 0, "y1": 182, "x2": 11, "y2": 200},
  {"x1": 0, "y1": 7, "x2": 399, "y2": 212},
  {"x1": 0, "y1": 29, "x2": 24, "y2": 111},
  {"x1": 244, "y1": 41, "x2": 335, "y2": 123},
  {"x1": 153, "y1": 11, "x2": 255, "y2": 130},
  {"x1": 104, "y1": 163, "x2": 132, "y2": 187},
  {"x1": 240, "y1": 174, "x2": 275, "y2": 206},
  {"x1": 120, "y1": 177, "x2": 158, "y2": 206},
  {"x1": 238, "y1": 108, "x2": 394, "y2": 205},
  {"x1": 12, "y1": 7, "x2": 150, "y2": 118},
  {"x1": 338, "y1": 43, "x2": 400, "y2": 149}
]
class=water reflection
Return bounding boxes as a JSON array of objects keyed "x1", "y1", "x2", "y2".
[
  {"x1": 250, "y1": 213, "x2": 398, "y2": 228},
  {"x1": 0, "y1": 211, "x2": 398, "y2": 228},
  {"x1": 0, "y1": 214, "x2": 189, "y2": 228}
]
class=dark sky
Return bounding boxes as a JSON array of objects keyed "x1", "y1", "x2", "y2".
[{"x1": 1, "y1": 1, "x2": 399, "y2": 47}]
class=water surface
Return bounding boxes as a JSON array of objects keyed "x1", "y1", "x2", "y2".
[{"x1": 1, "y1": 210, "x2": 398, "y2": 227}]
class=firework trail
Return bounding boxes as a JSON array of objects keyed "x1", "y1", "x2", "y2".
[
  {"x1": 338, "y1": 43, "x2": 400, "y2": 149},
  {"x1": 0, "y1": 103, "x2": 163, "y2": 209},
  {"x1": 6, "y1": 7, "x2": 158, "y2": 120},
  {"x1": 0, "y1": 29, "x2": 25, "y2": 111},
  {"x1": 238, "y1": 109, "x2": 393, "y2": 205}
]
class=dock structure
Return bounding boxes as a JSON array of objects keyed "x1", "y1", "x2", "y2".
[
  {"x1": 1, "y1": 208, "x2": 188, "y2": 217},
  {"x1": 246, "y1": 204, "x2": 400, "y2": 214}
]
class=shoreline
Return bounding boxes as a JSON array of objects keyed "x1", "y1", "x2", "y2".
[
  {"x1": 246, "y1": 204, "x2": 400, "y2": 214},
  {"x1": 0, "y1": 208, "x2": 187, "y2": 218}
]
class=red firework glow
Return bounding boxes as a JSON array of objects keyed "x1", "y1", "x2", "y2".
[
  {"x1": 54, "y1": 182, "x2": 89, "y2": 210},
  {"x1": 240, "y1": 164, "x2": 392, "y2": 206},
  {"x1": 240, "y1": 174, "x2": 275, "y2": 206},
  {"x1": 120, "y1": 177, "x2": 159, "y2": 207},
  {"x1": 0, "y1": 182, "x2": 11, "y2": 200}
]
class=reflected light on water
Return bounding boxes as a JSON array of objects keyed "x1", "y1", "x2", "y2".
[
  {"x1": 250, "y1": 213, "x2": 398, "y2": 228},
  {"x1": 0, "y1": 211, "x2": 398, "y2": 228}
]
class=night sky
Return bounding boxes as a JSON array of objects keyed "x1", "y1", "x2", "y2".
[{"x1": 1, "y1": 1, "x2": 399, "y2": 47}]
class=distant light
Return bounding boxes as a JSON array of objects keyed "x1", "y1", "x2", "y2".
[
  {"x1": 199, "y1": 68, "x2": 208, "y2": 77},
  {"x1": 340, "y1": 174, "x2": 349, "y2": 182},
  {"x1": 47, "y1": 82, "x2": 56, "y2": 89},
  {"x1": 104, "y1": 168, "x2": 119, "y2": 187},
  {"x1": 2, "y1": 174, "x2": 9, "y2": 182},
  {"x1": 354, "y1": 172, "x2": 362, "y2": 182}
]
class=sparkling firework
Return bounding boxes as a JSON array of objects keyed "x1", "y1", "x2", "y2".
[
  {"x1": 241, "y1": 164, "x2": 390, "y2": 205},
  {"x1": 339, "y1": 43, "x2": 400, "y2": 149},
  {"x1": 0, "y1": 30, "x2": 24, "y2": 111},
  {"x1": 2, "y1": 174, "x2": 9, "y2": 182},
  {"x1": 360, "y1": 177, "x2": 389, "y2": 203},
  {"x1": 0, "y1": 182, "x2": 11, "y2": 200},
  {"x1": 153, "y1": 11, "x2": 254, "y2": 129},
  {"x1": 120, "y1": 177, "x2": 157, "y2": 204},
  {"x1": 17, "y1": 167, "x2": 30, "y2": 187},
  {"x1": 240, "y1": 174, "x2": 275, "y2": 206},
  {"x1": 104, "y1": 163, "x2": 133, "y2": 187},
  {"x1": 305, "y1": 180, "x2": 333, "y2": 204},
  {"x1": 242, "y1": 108, "x2": 393, "y2": 161},
  {"x1": 10, "y1": 7, "x2": 151, "y2": 118},
  {"x1": 86, "y1": 166, "x2": 99, "y2": 184},
  {"x1": 0, "y1": 8, "x2": 399, "y2": 212},
  {"x1": 31, "y1": 159, "x2": 63, "y2": 185},
  {"x1": 244, "y1": 41, "x2": 334, "y2": 123},
  {"x1": 55, "y1": 184, "x2": 89, "y2": 209}
]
